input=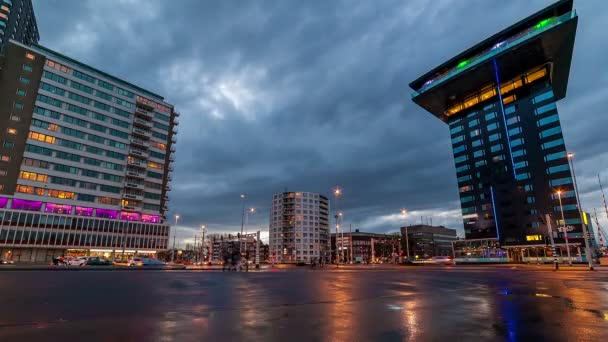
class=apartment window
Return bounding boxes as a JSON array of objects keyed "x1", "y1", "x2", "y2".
[
  {"x1": 512, "y1": 149, "x2": 526, "y2": 158},
  {"x1": 542, "y1": 138, "x2": 564, "y2": 150},
  {"x1": 484, "y1": 112, "x2": 497, "y2": 121},
  {"x1": 25, "y1": 53, "x2": 35, "y2": 60},
  {"x1": 535, "y1": 103, "x2": 556, "y2": 115},
  {"x1": 468, "y1": 119, "x2": 479, "y2": 128},
  {"x1": 0, "y1": 170, "x2": 6, "y2": 176},
  {"x1": 16, "y1": 89, "x2": 26, "y2": 96},
  {"x1": 28, "y1": 132, "x2": 55, "y2": 144},
  {"x1": 450, "y1": 125, "x2": 463, "y2": 135},
  {"x1": 489, "y1": 133, "x2": 501, "y2": 142},
  {"x1": 43, "y1": 70, "x2": 68, "y2": 84},
  {"x1": 539, "y1": 126, "x2": 562, "y2": 139},
  {"x1": 7, "y1": 128, "x2": 17, "y2": 135},
  {"x1": 506, "y1": 116, "x2": 519, "y2": 126},
  {"x1": 451, "y1": 135, "x2": 464, "y2": 145},
  {"x1": 533, "y1": 90, "x2": 554, "y2": 104},
  {"x1": 514, "y1": 161, "x2": 528, "y2": 169},
  {"x1": 48, "y1": 189, "x2": 75, "y2": 199},
  {"x1": 81, "y1": 169, "x2": 99, "y2": 178},
  {"x1": 73, "y1": 70, "x2": 95, "y2": 83},
  {"x1": 486, "y1": 123, "x2": 498, "y2": 131},
  {"x1": 457, "y1": 175, "x2": 472, "y2": 183},
  {"x1": 473, "y1": 150, "x2": 484, "y2": 158},
  {"x1": 471, "y1": 139, "x2": 482, "y2": 147},
  {"x1": 98, "y1": 80, "x2": 114, "y2": 91},
  {"x1": 19, "y1": 76, "x2": 29, "y2": 84},
  {"x1": 22, "y1": 64, "x2": 33, "y2": 72},
  {"x1": 550, "y1": 177, "x2": 572, "y2": 186},
  {"x1": 3, "y1": 141, "x2": 14, "y2": 148},
  {"x1": 475, "y1": 160, "x2": 487, "y2": 167},
  {"x1": 515, "y1": 173, "x2": 530, "y2": 181},
  {"x1": 459, "y1": 185, "x2": 473, "y2": 192},
  {"x1": 490, "y1": 144, "x2": 502, "y2": 153},
  {"x1": 508, "y1": 127, "x2": 522, "y2": 136},
  {"x1": 455, "y1": 165, "x2": 469, "y2": 173},
  {"x1": 547, "y1": 164, "x2": 569, "y2": 174},
  {"x1": 19, "y1": 171, "x2": 47, "y2": 182},
  {"x1": 453, "y1": 145, "x2": 466, "y2": 154},
  {"x1": 71, "y1": 81, "x2": 94, "y2": 94},
  {"x1": 14, "y1": 102, "x2": 24, "y2": 110},
  {"x1": 454, "y1": 155, "x2": 468, "y2": 164},
  {"x1": 510, "y1": 138, "x2": 524, "y2": 148},
  {"x1": 1, "y1": 155, "x2": 10, "y2": 162},
  {"x1": 470, "y1": 129, "x2": 481, "y2": 138},
  {"x1": 10, "y1": 115, "x2": 20, "y2": 122},
  {"x1": 505, "y1": 106, "x2": 516, "y2": 115},
  {"x1": 537, "y1": 114, "x2": 559, "y2": 127}
]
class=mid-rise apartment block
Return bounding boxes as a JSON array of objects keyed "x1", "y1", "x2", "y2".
[
  {"x1": 0, "y1": 40, "x2": 177, "y2": 262},
  {"x1": 269, "y1": 192, "x2": 330, "y2": 263}
]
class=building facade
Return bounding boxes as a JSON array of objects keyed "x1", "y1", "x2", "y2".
[
  {"x1": 0, "y1": 0, "x2": 39, "y2": 52},
  {"x1": 0, "y1": 41, "x2": 176, "y2": 262},
  {"x1": 401, "y1": 225, "x2": 458, "y2": 258},
  {"x1": 332, "y1": 230, "x2": 399, "y2": 263},
  {"x1": 409, "y1": 1, "x2": 584, "y2": 257},
  {"x1": 269, "y1": 192, "x2": 330, "y2": 263}
]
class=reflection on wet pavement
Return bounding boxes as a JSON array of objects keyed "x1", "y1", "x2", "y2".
[{"x1": 0, "y1": 268, "x2": 607, "y2": 341}]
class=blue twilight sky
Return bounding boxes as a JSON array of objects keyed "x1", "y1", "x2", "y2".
[{"x1": 32, "y1": 0, "x2": 608, "y2": 244}]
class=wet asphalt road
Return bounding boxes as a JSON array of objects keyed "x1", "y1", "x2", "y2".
[{"x1": 0, "y1": 267, "x2": 607, "y2": 341}]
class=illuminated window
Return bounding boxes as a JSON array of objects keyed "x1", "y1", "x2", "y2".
[
  {"x1": 500, "y1": 79, "x2": 523, "y2": 95},
  {"x1": 7, "y1": 128, "x2": 16, "y2": 135},
  {"x1": 147, "y1": 162, "x2": 163, "y2": 169},
  {"x1": 525, "y1": 68, "x2": 547, "y2": 83},
  {"x1": 45, "y1": 60, "x2": 71, "y2": 74},
  {"x1": 459, "y1": 185, "x2": 473, "y2": 192},
  {"x1": 480, "y1": 87, "x2": 496, "y2": 101},
  {"x1": 0, "y1": 12, "x2": 7, "y2": 19},
  {"x1": 48, "y1": 189, "x2": 75, "y2": 199},
  {"x1": 19, "y1": 171, "x2": 47, "y2": 183},
  {"x1": 17, "y1": 185, "x2": 35, "y2": 194},
  {"x1": 502, "y1": 95, "x2": 516, "y2": 105},
  {"x1": 446, "y1": 104, "x2": 462, "y2": 116},
  {"x1": 25, "y1": 53, "x2": 35, "y2": 60},
  {"x1": 16, "y1": 89, "x2": 26, "y2": 96},
  {"x1": 151, "y1": 142, "x2": 166, "y2": 150},
  {"x1": 463, "y1": 96, "x2": 479, "y2": 109},
  {"x1": 28, "y1": 131, "x2": 56, "y2": 144},
  {"x1": 1, "y1": 155, "x2": 9, "y2": 162},
  {"x1": 1, "y1": 5, "x2": 10, "y2": 12}
]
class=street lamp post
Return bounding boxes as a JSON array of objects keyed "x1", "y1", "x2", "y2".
[
  {"x1": 556, "y1": 191, "x2": 572, "y2": 266},
  {"x1": 245, "y1": 208, "x2": 256, "y2": 234},
  {"x1": 333, "y1": 187, "x2": 342, "y2": 265},
  {"x1": 567, "y1": 152, "x2": 594, "y2": 270},
  {"x1": 400, "y1": 209, "x2": 410, "y2": 261},
  {"x1": 240, "y1": 194, "x2": 246, "y2": 235},
  {"x1": 171, "y1": 214, "x2": 180, "y2": 263},
  {"x1": 200, "y1": 225, "x2": 206, "y2": 264}
]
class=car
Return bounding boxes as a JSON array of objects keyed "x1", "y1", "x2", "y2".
[
  {"x1": 426, "y1": 256, "x2": 454, "y2": 265},
  {"x1": 68, "y1": 256, "x2": 88, "y2": 266},
  {"x1": 85, "y1": 257, "x2": 113, "y2": 266},
  {"x1": 0, "y1": 259, "x2": 15, "y2": 265},
  {"x1": 128, "y1": 257, "x2": 165, "y2": 267}
]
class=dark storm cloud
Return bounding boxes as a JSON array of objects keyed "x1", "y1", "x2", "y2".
[{"x1": 33, "y1": 0, "x2": 608, "y2": 242}]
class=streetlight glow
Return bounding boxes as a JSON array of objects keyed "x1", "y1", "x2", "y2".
[
  {"x1": 250, "y1": 207, "x2": 256, "y2": 213},
  {"x1": 567, "y1": 152, "x2": 574, "y2": 158},
  {"x1": 240, "y1": 194, "x2": 245, "y2": 199},
  {"x1": 400, "y1": 208, "x2": 407, "y2": 216}
]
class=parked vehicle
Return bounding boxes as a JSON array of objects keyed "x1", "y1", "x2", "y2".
[
  {"x1": 85, "y1": 257, "x2": 113, "y2": 266},
  {"x1": 128, "y1": 257, "x2": 165, "y2": 267},
  {"x1": 0, "y1": 259, "x2": 15, "y2": 265},
  {"x1": 68, "y1": 256, "x2": 88, "y2": 266}
]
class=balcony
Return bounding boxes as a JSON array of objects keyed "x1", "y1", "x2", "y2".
[
  {"x1": 133, "y1": 118, "x2": 152, "y2": 129},
  {"x1": 130, "y1": 138, "x2": 149, "y2": 149},
  {"x1": 124, "y1": 181, "x2": 144, "y2": 190},
  {"x1": 174, "y1": 112, "x2": 180, "y2": 117},
  {"x1": 132, "y1": 128, "x2": 151, "y2": 139},
  {"x1": 122, "y1": 204, "x2": 142, "y2": 212},
  {"x1": 123, "y1": 193, "x2": 144, "y2": 201},
  {"x1": 170, "y1": 146, "x2": 176, "y2": 153},
  {"x1": 171, "y1": 136, "x2": 177, "y2": 144},
  {"x1": 128, "y1": 159, "x2": 146, "y2": 169},
  {"x1": 128, "y1": 148, "x2": 148, "y2": 158},
  {"x1": 135, "y1": 107, "x2": 153, "y2": 119},
  {"x1": 164, "y1": 184, "x2": 171, "y2": 191},
  {"x1": 173, "y1": 117, "x2": 179, "y2": 126},
  {"x1": 163, "y1": 195, "x2": 169, "y2": 201},
  {"x1": 127, "y1": 170, "x2": 145, "y2": 179}
]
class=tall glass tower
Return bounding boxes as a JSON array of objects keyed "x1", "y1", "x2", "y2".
[{"x1": 409, "y1": 0, "x2": 583, "y2": 254}]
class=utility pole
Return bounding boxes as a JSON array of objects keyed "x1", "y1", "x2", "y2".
[
  {"x1": 349, "y1": 223, "x2": 353, "y2": 264},
  {"x1": 568, "y1": 152, "x2": 593, "y2": 270}
]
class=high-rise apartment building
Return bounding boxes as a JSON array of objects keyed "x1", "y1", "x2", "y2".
[
  {"x1": 0, "y1": 40, "x2": 177, "y2": 262},
  {"x1": 269, "y1": 192, "x2": 330, "y2": 263},
  {"x1": 0, "y1": 0, "x2": 39, "y2": 52},
  {"x1": 409, "y1": 1, "x2": 583, "y2": 257}
]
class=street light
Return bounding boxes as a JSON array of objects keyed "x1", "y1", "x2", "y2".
[
  {"x1": 171, "y1": 214, "x2": 180, "y2": 263},
  {"x1": 333, "y1": 187, "x2": 342, "y2": 265},
  {"x1": 245, "y1": 207, "x2": 256, "y2": 234},
  {"x1": 240, "y1": 194, "x2": 246, "y2": 235},
  {"x1": 567, "y1": 152, "x2": 594, "y2": 270},
  {"x1": 556, "y1": 191, "x2": 572, "y2": 266},
  {"x1": 400, "y1": 209, "x2": 410, "y2": 261},
  {"x1": 200, "y1": 225, "x2": 207, "y2": 263}
]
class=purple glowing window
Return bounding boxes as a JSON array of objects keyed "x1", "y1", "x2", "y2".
[
  {"x1": 45, "y1": 203, "x2": 72, "y2": 215},
  {"x1": 75, "y1": 206, "x2": 94, "y2": 217},
  {"x1": 142, "y1": 214, "x2": 159, "y2": 223},
  {"x1": 0, "y1": 197, "x2": 8, "y2": 208},
  {"x1": 11, "y1": 199, "x2": 43, "y2": 211},
  {"x1": 120, "y1": 212, "x2": 140, "y2": 221},
  {"x1": 96, "y1": 209, "x2": 118, "y2": 219}
]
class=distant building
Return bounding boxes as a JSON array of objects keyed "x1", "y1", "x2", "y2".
[
  {"x1": 269, "y1": 192, "x2": 330, "y2": 263},
  {"x1": 401, "y1": 225, "x2": 458, "y2": 258},
  {"x1": 0, "y1": 0, "x2": 39, "y2": 52},
  {"x1": 331, "y1": 230, "x2": 400, "y2": 263}
]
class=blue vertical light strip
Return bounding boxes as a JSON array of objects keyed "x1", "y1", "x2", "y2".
[
  {"x1": 492, "y1": 58, "x2": 517, "y2": 179},
  {"x1": 490, "y1": 185, "x2": 501, "y2": 241}
]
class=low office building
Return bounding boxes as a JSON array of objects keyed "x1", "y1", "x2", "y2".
[
  {"x1": 401, "y1": 225, "x2": 458, "y2": 258},
  {"x1": 332, "y1": 230, "x2": 400, "y2": 263},
  {"x1": 0, "y1": 41, "x2": 176, "y2": 262}
]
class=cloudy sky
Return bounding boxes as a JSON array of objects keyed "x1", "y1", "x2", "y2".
[{"x1": 33, "y1": 0, "x2": 608, "y2": 244}]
